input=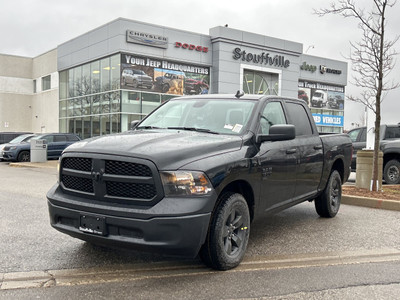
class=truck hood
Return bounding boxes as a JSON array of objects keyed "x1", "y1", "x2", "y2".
[{"x1": 64, "y1": 130, "x2": 243, "y2": 170}]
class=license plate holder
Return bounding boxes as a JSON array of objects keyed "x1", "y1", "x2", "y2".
[{"x1": 79, "y1": 214, "x2": 106, "y2": 236}]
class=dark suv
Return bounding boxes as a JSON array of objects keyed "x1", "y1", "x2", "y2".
[{"x1": 2, "y1": 133, "x2": 80, "y2": 162}]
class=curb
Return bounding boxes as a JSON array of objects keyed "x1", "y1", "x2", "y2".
[
  {"x1": 8, "y1": 161, "x2": 58, "y2": 169},
  {"x1": 342, "y1": 195, "x2": 400, "y2": 211}
]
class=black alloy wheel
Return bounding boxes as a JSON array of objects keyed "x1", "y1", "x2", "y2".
[
  {"x1": 315, "y1": 170, "x2": 342, "y2": 218},
  {"x1": 383, "y1": 159, "x2": 400, "y2": 184},
  {"x1": 199, "y1": 192, "x2": 250, "y2": 270}
]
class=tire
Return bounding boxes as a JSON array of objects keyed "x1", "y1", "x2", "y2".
[
  {"x1": 383, "y1": 159, "x2": 400, "y2": 184},
  {"x1": 199, "y1": 192, "x2": 250, "y2": 270},
  {"x1": 315, "y1": 170, "x2": 342, "y2": 218},
  {"x1": 18, "y1": 151, "x2": 30, "y2": 162}
]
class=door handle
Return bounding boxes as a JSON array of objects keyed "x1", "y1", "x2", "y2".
[
  {"x1": 286, "y1": 148, "x2": 297, "y2": 154},
  {"x1": 314, "y1": 145, "x2": 323, "y2": 150}
]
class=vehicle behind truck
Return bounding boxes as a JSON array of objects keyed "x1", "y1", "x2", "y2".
[
  {"x1": 348, "y1": 124, "x2": 400, "y2": 184},
  {"x1": 47, "y1": 93, "x2": 352, "y2": 270}
]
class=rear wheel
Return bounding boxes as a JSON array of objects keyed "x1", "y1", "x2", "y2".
[
  {"x1": 199, "y1": 192, "x2": 250, "y2": 270},
  {"x1": 17, "y1": 151, "x2": 30, "y2": 162},
  {"x1": 315, "y1": 170, "x2": 342, "y2": 218},
  {"x1": 383, "y1": 159, "x2": 400, "y2": 184}
]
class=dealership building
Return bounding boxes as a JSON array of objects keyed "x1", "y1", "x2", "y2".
[{"x1": 0, "y1": 18, "x2": 347, "y2": 138}]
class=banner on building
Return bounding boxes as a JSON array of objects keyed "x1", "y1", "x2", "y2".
[{"x1": 121, "y1": 54, "x2": 210, "y2": 95}]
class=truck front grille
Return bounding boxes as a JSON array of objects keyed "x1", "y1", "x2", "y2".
[{"x1": 59, "y1": 155, "x2": 163, "y2": 205}]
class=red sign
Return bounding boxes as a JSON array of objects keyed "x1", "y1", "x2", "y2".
[{"x1": 175, "y1": 42, "x2": 208, "y2": 53}]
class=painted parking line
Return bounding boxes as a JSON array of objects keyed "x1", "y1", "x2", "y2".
[{"x1": 2, "y1": 248, "x2": 400, "y2": 290}]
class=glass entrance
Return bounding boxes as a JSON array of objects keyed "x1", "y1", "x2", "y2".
[{"x1": 243, "y1": 70, "x2": 279, "y2": 95}]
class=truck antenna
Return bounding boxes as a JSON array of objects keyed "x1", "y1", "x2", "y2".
[{"x1": 235, "y1": 90, "x2": 245, "y2": 98}]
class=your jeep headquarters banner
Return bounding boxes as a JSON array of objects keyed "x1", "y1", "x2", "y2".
[{"x1": 121, "y1": 54, "x2": 210, "y2": 95}]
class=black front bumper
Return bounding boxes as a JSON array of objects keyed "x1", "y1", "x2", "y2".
[{"x1": 47, "y1": 184, "x2": 215, "y2": 258}]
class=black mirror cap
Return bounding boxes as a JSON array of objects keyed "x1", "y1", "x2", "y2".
[
  {"x1": 130, "y1": 120, "x2": 140, "y2": 130},
  {"x1": 256, "y1": 124, "x2": 296, "y2": 143}
]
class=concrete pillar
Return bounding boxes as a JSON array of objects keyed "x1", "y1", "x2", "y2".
[{"x1": 355, "y1": 150, "x2": 383, "y2": 190}]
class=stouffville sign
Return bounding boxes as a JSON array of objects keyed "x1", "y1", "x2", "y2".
[{"x1": 233, "y1": 47, "x2": 290, "y2": 68}]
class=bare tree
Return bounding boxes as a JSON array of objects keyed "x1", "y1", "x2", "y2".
[{"x1": 315, "y1": 0, "x2": 399, "y2": 191}]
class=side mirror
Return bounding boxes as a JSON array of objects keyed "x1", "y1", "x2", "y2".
[
  {"x1": 130, "y1": 120, "x2": 140, "y2": 130},
  {"x1": 256, "y1": 124, "x2": 296, "y2": 143}
]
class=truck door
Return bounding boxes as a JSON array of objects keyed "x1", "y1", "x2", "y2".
[
  {"x1": 285, "y1": 102, "x2": 323, "y2": 199},
  {"x1": 256, "y1": 101, "x2": 298, "y2": 212}
]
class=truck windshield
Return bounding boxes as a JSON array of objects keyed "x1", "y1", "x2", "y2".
[{"x1": 138, "y1": 98, "x2": 256, "y2": 135}]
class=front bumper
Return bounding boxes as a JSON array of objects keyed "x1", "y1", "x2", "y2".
[
  {"x1": 47, "y1": 184, "x2": 215, "y2": 258},
  {"x1": 2, "y1": 150, "x2": 17, "y2": 161}
]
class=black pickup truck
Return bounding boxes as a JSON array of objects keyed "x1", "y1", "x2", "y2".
[
  {"x1": 348, "y1": 124, "x2": 400, "y2": 184},
  {"x1": 47, "y1": 93, "x2": 352, "y2": 270}
]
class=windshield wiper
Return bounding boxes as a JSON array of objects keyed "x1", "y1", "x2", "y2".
[
  {"x1": 167, "y1": 127, "x2": 219, "y2": 134},
  {"x1": 136, "y1": 126, "x2": 163, "y2": 130}
]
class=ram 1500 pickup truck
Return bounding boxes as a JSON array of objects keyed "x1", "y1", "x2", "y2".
[
  {"x1": 348, "y1": 124, "x2": 400, "y2": 184},
  {"x1": 47, "y1": 93, "x2": 352, "y2": 270}
]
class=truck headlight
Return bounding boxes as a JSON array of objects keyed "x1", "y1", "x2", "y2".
[{"x1": 160, "y1": 171, "x2": 213, "y2": 196}]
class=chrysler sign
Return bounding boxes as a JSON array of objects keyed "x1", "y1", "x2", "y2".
[{"x1": 126, "y1": 30, "x2": 168, "y2": 49}]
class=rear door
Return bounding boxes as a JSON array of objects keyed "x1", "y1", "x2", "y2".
[
  {"x1": 284, "y1": 101, "x2": 324, "y2": 199},
  {"x1": 46, "y1": 135, "x2": 67, "y2": 158}
]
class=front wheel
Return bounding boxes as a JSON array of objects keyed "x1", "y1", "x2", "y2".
[
  {"x1": 383, "y1": 159, "x2": 400, "y2": 184},
  {"x1": 17, "y1": 151, "x2": 30, "y2": 162},
  {"x1": 199, "y1": 192, "x2": 250, "y2": 271},
  {"x1": 315, "y1": 170, "x2": 342, "y2": 218}
]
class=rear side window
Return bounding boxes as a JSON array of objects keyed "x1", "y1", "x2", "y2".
[
  {"x1": 54, "y1": 135, "x2": 67, "y2": 142},
  {"x1": 285, "y1": 102, "x2": 313, "y2": 136},
  {"x1": 67, "y1": 135, "x2": 80, "y2": 141},
  {"x1": 385, "y1": 127, "x2": 400, "y2": 139}
]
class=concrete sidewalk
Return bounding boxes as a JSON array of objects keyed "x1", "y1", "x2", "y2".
[{"x1": 7, "y1": 160, "x2": 400, "y2": 211}]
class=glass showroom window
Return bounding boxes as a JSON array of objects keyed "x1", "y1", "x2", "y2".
[{"x1": 243, "y1": 70, "x2": 279, "y2": 95}]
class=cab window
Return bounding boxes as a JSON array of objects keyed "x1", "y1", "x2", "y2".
[{"x1": 260, "y1": 102, "x2": 286, "y2": 134}]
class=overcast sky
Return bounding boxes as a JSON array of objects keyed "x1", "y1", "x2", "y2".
[{"x1": 1, "y1": 0, "x2": 399, "y2": 130}]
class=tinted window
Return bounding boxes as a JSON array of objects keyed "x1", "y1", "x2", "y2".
[
  {"x1": 67, "y1": 135, "x2": 80, "y2": 141},
  {"x1": 260, "y1": 102, "x2": 286, "y2": 134},
  {"x1": 348, "y1": 128, "x2": 362, "y2": 142},
  {"x1": 385, "y1": 127, "x2": 400, "y2": 139},
  {"x1": 286, "y1": 102, "x2": 313, "y2": 136},
  {"x1": 54, "y1": 135, "x2": 67, "y2": 142},
  {"x1": 359, "y1": 128, "x2": 366, "y2": 142}
]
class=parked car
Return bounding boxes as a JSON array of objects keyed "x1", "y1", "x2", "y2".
[
  {"x1": 2, "y1": 133, "x2": 80, "y2": 162},
  {"x1": 121, "y1": 68, "x2": 153, "y2": 89},
  {"x1": 47, "y1": 93, "x2": 352, "y2": 271},
  {"x1": 0, "y1": 134, "x2": 37, "y2": 161},
  {"x1": 348, "y1": 124, "x2": 400, "y2": 184},
  {"x1": 0, "y1": 132, "x2": 32, "y2": 144}
]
